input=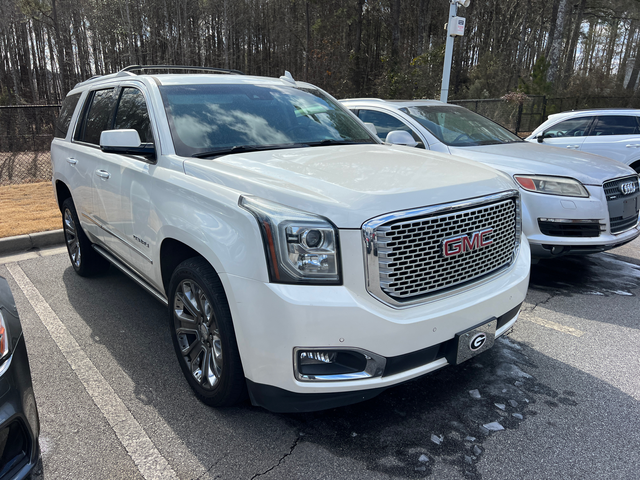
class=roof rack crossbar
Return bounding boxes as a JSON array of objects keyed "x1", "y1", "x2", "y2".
[{"x1": 120, "y1": 65, "x2": 244, "y2": 75}]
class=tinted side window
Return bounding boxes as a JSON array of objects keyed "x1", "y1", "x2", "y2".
[
  {"x1": 114, "y1": 88, "x2": 153, "y2": 143},
  {"x1": 590, "y1": 116, "x2": 639, "y2": 136},
  {"x1": 357, "y1": 110, "x2": 425, "y2": 148},
  {"x1": 77, "y1": 89, "x2": 116, "y2": 145},
  {"x1": 55, "y1": 93, "x2": 82, "y2": 139},
  {"x1": 543, "y1": 117, "x2": 592, "y2": 138}
]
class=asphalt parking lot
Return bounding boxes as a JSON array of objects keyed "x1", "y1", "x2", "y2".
[{"x1": 1, "y1": 239, "x2": 639, "y2": 480}]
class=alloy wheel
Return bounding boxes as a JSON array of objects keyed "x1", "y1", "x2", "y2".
[
  {"x1": 64, "y1": 208, "x2": 81, "y2": 269},
  {"x1": 173, "y1": 279, "x2": 223, "y2": 389}
]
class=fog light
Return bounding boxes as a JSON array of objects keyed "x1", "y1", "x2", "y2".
[
  {"x1": 294, "y1": 348, "x2": 386, "y2": 381},
  {"x1": 299, "y1": 351, "x2": 337, "y2": 365}
]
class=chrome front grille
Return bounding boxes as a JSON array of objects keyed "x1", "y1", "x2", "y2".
[
  {"x1": 603, "y1": 176, "x2": 640, "y2": 234},
  {"x1": 363, "y1": 191, "x2": 520, "y2": 308}
]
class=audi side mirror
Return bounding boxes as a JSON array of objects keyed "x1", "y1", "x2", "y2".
[
  {"x1": 537, "y1": 133, "x2": 545, "y2": 143},
  {"x1": 386, "y1": 130, "x2": 418, "y2": 147}
]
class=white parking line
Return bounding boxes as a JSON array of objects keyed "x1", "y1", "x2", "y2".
[
  {"x1": 522, "y1": 313, "x2": 585, "y2": 337},
  {"x1": 7, "y1": 263, "x2": 179, "y2": 480}
]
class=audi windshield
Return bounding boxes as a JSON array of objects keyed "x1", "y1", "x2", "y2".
[
  {"x1": 402, "y1": 105, "x2": 522, "y2": 147},
  {"x1": 159, "y1": 84, "x2": 377, "y2": 157}
]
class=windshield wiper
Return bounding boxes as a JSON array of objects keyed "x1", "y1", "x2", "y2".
[
  {"x1": 192, "y1": 144, "x2": 305, "y2": 158},
  {"x1": 304, "y1": 139, "x2": 374, "y2": 147}
]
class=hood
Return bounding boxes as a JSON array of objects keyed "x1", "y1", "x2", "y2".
[
  {"x1": 449, "y1": 142, "x2": 636, "y2": 185},
  {"x1": 183, "y1": 144, "x2": 516, "y2": 228}
]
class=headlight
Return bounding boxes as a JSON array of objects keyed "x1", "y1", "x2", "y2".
[
  {"x1": 240, "y1": 196, "x2": 341, "y2": 285},
  {"x1": 514, "y1": 175, "x2": 589, "y2": 198},
  {"x1": 0, "y1": 310, "x2": 9, "y2": 362}
]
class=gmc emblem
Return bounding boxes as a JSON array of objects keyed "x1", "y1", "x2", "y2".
[{"x1": 441, "y1": 228, "x2": 493, "y2": 257}]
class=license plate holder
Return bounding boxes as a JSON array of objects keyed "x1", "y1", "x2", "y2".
[{"x1": 446, "y1": 318, "x2": 497, "y2": 365}]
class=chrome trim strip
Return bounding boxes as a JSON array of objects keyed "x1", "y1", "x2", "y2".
[
  {"x1": 362, "y1": 190, "x2": 521, "y2": 309},
  {"x1": 82, "y1": 213, "x2": 153, "y2": 264},
  {"x1": 92, "y1": 245, "x2": 168, "y2": 306},
  {"x1": 293, "y1": 347, "x2": 386, "y2": 382}
]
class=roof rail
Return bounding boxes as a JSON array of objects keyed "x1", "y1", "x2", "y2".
[{"x1": 120, "y1": 65, "x2": 245, "y2": 75}]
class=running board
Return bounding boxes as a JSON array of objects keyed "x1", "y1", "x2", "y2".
[{"x1": 92, "y1": 245, "x2": 168, "y2": 306}]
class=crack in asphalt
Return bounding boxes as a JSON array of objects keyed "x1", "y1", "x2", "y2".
[
  {"x1": 193, "y1": 452, "x2": 230, "y2": 480},
  {"x1": 529, "y1": 292, "x2": 555, "y2": 312},
  {"x1": 249, "y1": 437, "x2": 300, "y2": 479}
]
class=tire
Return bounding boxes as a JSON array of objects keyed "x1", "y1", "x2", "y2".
[
  {"x1": 168, "y1": 257, "x2": 247, "y2": 407},
  {"x1": 62, "y1": 198, "x2": 110, "y2": 277}
]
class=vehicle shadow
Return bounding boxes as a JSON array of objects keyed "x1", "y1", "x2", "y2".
[{"x1": 54, "y1": 261, "x2": 639, "y2": 480}]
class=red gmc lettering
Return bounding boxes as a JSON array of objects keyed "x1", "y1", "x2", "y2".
[{"x1": 442, "y1": 228, "x2": 493, "y2": 257}]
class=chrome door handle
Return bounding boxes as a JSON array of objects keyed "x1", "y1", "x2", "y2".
[
  {"x1": 66, "y1": 157, "x2": 77, "y2": 165},
  {"x1": 566, "y1": 145, "x2": 580, "y2": 149},
  {"x1": 625, "y1": 144, "x2": 640, "y2": 148},
  {"x1": 96, "y1": 169, "x2": 111, "y2": 180}
]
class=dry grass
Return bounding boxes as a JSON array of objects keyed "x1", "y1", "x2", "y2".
[{"x1": 0, "y1": 182, "x2": 61, "y2": 238}]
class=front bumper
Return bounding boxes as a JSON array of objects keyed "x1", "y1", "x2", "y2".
[
  {"x1": 0, "y1": 335, "x2": 40, "y2": 479},
  {"x1": 521, "y1": 186, "x2": 640, "y2": 258},
  {"x1": 222, "y1": 231, "x2": 531, "y2": 412}
]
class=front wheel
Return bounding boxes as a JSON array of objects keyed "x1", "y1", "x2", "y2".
[{"x1": 168, "y1": 257, "x2": 247, "y2": 407}]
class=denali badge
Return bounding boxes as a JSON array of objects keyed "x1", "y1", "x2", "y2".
[
  {"x1": 619, "y1": 182, "x2": 637, "y2": 195},
  {"x1": 441, "y1": 228, "x2": 493, "y2": 257},
  {"x1": 469, "y1": 332, "x2": 487, "y2": 351}
]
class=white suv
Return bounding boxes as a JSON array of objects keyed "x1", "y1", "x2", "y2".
[
  {"x1": 526, "y1": 109, "x2": 640, "y2": 173},
  {"x1": 51, "y1": 66, "x2": 530, "y2": 412}
]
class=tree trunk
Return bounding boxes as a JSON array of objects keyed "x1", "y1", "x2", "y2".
[
  {"x1": 561, "y1": 0, "x2": 586, "y2": 88},
  {"x1": 546, "y1": 0, "x2": 569, "y2": 85}
]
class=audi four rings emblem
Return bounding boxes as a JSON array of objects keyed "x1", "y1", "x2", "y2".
[
  {"x1": 469, "y1": 332, "x2": 487, "y2": 351},
  {"x1": 619, "y1": 182, "x2": 637, "y2": 195}
]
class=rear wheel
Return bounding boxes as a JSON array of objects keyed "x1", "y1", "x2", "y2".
[
  {"x1": 168, "y1": 257, "x2": 247, "y2": 407},
  {"x1": 62, "y1": 198, "x2": 109, "y2": 276}
]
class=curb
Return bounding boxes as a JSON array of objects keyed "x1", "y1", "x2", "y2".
[{"x1": 0, "y1": 230, "x2": 65, "y2": 255}]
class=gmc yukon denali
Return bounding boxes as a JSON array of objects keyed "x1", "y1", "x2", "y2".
[{"x1": 51, "y1": 66, "x2": 530, "y2": 412}]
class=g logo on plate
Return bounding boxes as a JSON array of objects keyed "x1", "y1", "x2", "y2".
[{"x1": 469, "y1": 332, "x2": 487, "y2": 351}]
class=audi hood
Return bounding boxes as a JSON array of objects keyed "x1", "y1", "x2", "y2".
[{"x1": 448, "y1": 142, "x2": 636, "y2": 185}]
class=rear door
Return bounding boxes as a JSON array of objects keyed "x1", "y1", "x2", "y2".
[
  {"x1": 52, "y1": 92, "x2": 89, "y2": 215},
  {"x1": 580, "y1": 115, "x2": 640, "y2": 165},
  {"x1": 71, "y1": 88, "x2": 117, "y2": 241}
]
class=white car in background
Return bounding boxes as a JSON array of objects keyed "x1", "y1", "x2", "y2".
[
  {"x1": 525, "y1": 108, "x2": 640, "y2": 173},
  {"x1": 341, "y1": 99, "x2": 640, "y2": 259}
]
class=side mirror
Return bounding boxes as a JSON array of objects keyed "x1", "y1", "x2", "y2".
[
  {"x1": 537, "y1": 133, "x2": 545, "y2": 143},
  {"x1": 386, "y1": 130, "x2": 418, "y2": 147},
  {"x1": 363, "y1": 122, "x2": 378, "y2": 136},
  {"x1": 100, "y1": 129, "x2": 156, "y2": 159}
]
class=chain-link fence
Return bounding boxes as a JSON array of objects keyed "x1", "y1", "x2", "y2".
[{"x1": 0, "y1": 105, "x2": 60, "y2": 186}]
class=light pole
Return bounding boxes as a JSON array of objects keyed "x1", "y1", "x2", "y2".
[{"x1": 440, "y1": 0, "x2": 469, "y2": 103}]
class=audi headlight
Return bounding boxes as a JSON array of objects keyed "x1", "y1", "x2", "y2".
[
  {"x1": 514, "y1": 175, "x2": 589, "y2": 198},
  {"x1": 240, "y1": 196, "x2": 341, "y2": 285}
]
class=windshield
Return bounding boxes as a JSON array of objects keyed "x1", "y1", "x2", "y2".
[
  {"x1": 402, "y1": 105, "x2": 522, "y2": 147},
  {"x1": 159, "y1": 84, "x2": 376, "y2": 157}
]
